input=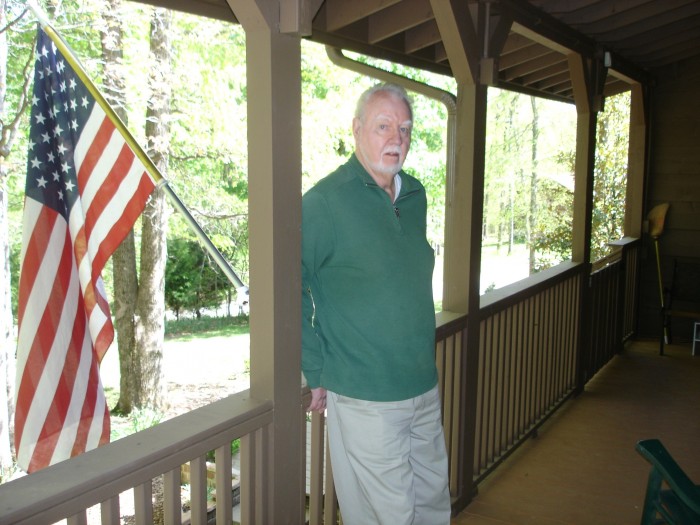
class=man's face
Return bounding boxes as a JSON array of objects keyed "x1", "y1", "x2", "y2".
[{"x1": 353, "y1": 91, "x2": 412, "y2": 182}]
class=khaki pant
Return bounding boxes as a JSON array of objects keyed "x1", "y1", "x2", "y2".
[{"x1": 326, "y1": 386, "x2": 451, "y2": 525}]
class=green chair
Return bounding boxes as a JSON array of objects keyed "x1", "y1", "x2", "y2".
[{"x1": 636, "y1": 439, "x2": 700, "y2": 525}]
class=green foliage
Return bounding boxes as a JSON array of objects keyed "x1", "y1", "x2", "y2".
[
  {"x1": 128, "y1": 407, "x2": 164, "y2": 432},
  {"x1": 531, "y1": 179, "x2": 573, "y2": 271},
  {"x1": 591, "y1": 92, "x2": 630, "y2": 261},
  {"x1": 109, "y1": 406, "x2": 164, "y2": 441},
  {"x1": 165, "y1": 237, "x2": 234, "y2": 319},
  {"x1": 205, "y1": 439, "x2": 240, "y2": 463},
  {"x1": 483, "y1": 87, "x2": 630, "y2": 281},
  {"x1": 530, "y1": 91, "x2": 631, "y2": 268},
  {"x1": 484, "y1": 88, "x2": 577, "y2": 271}
]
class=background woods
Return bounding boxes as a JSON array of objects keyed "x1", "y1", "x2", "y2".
[{"x1": 0, "y1": 0, "x2": 631, "y2": 479}]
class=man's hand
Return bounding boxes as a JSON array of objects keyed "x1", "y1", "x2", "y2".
[{"x1": 307, "y1": 387, "x2": 327, "y2": 414}]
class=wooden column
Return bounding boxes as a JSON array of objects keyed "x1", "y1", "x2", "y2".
[
  {"x1": 431, "y1": 0, "x2": 509, "y2": 511},
  {"x1": 568, "y1": 53, "x2": 604, "y2": 391},
  {"x1": 625, "y1": 83, "x2": 649, "y2": 238},
  {"x1": 225, "y1": 0, "x2": 318, "y2": 522},
  {"x1": 568, "y1": 54, "x2": 600, "y2": 265}
]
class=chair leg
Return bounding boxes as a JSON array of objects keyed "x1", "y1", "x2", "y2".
[
  {"x1": 640, "y1": 468, "x2": 663, "y2": 525},
  {"x1": 660, "y1": 310, "x2": 665, "y2": 356}
]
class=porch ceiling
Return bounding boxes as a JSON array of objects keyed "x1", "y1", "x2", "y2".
[{"x1": 137, "y1": 0, "x2": 700, "y2": 103}]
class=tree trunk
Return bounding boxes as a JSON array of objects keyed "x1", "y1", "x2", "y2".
[
  {"x1": 0, "y1": 0, "x2": 33, "y2": 474},
  {"x1": 0, "y1": 2, "x2": 12, "y2": 474},
  {"x1": 528, "y1": 97, "x2": 540, "y2": 273},
  {"x1": 0, "y1": 159, "x2": 12, "y2": 475},
  {"x1": 98, "y1": 0, "x2": 139, "y2": 415},
  {"x1": 133, "y1": 8, "x2": 172, "y2": 410}
]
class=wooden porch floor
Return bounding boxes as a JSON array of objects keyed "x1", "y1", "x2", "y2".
[{"x1": 451, "y1": 339, "x2": 700, "y2": 525}]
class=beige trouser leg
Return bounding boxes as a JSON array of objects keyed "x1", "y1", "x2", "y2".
[{"x1": 326, "y1": 386, "x2": 451, "y2": 525}]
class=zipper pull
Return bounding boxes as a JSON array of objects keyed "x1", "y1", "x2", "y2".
[{"x1": 394, "y1": 206, "x2": 400, "y2": 218}]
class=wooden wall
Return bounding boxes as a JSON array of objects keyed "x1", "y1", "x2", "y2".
[{"x1": 636, "y1": 55, "x2": 700, "y2": 340}]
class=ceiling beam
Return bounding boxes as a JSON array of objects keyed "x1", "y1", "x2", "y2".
[
  {"x1": 505, "y1": 54, "x2": 567, "y2": 83},
  {"x1": 404, "y1": 20, "x2": 442, "y2": 53},
  {"x1": 430, "y1": 0, "x2": 479, "y2": 84},
  {"x1": 319, "y1": 0, "x2": 402, "y2": 32},
  {"x1": 280, "y1": 0, "x2": 324, "y2": 36},
  {"x1": 499, "y1": 42, "x2": 556, "y2": 69},
  {"x1": 561, "y1": 0, "x2": 698, "y2": 30},
  {"x1": 367, "y1": 0, "x2": 434, "y2": 43}
]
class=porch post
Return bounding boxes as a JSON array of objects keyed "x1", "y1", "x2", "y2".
[
  {"x1": 225, "y1": 1, "x2": 306, "y2": 522},
  {"x1": 568, "y1": 54, "x2": 601, "y2": 265},
  {"x1": 431, "y1": 0, "x2": 506, "y2": 510},
  {"x1": 625, "y1": 83, "x2": 649, "y2": 238},
  {"x1": 452, "y1": 82, "x2": 487, "y2": 509},
  {"x1": 568, "y1": 53, "x2": 603, "y2": 390}
]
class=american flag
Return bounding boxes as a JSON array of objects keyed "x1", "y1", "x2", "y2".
[{"x1": 15, "y1": 26, "x2": 156, "y2": 472}]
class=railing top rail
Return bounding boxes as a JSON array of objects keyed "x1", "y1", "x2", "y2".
[
  {"x1": 0, "y1": 391, "x2": 273, "y2": 525},
  {"x1": 592, "y1": 237, "x2": 641, "y2": 273},
  {"x1": 435, "y1": 310, "x2": 468, "y2": 338},
  {"x1": 479, "y1": 261, "x2": 583, "y2": 316},
  {"x1": 607, "y1": 236, "x2": 640, "y2": 248}
]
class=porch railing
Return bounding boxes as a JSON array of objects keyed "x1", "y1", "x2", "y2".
[
  {"x1": 472, "y1": 262, "x2": 583, "y2": 483},
  {"x1": 584, "y1": 237, "x2": 641, "y2": 383},
  {"x1": 0, "y1": 392, "x2": 273, "y2": 525},
  {"x1": 0, "y1": 239, "x2": 640, "y2": 524}
]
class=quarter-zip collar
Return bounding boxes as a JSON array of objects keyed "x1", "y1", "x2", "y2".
[{"x1": 349, "y1": 153, "x2": 421, "y2": 203}]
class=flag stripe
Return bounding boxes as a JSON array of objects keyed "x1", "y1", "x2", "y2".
[
  {"x1": 15, "y1": 202, "x2": 59, "y2": 352},
  {"x1": 16, "y1": 218, "x2": 82, "y2": 468}
]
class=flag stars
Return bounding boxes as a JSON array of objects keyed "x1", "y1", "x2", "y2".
[
  {"x1": 70, "y1": 119, "x2": 79, "y2": 131},
  {"x1": 69, "y1": 99, "x2": 77, "y2": 110},
  {"x1": 57, "y1": 189, "x2": 64, "y2": 201},
  {"x1": 53, "y1": 123, "x2": 64, "y2": 137},
  {"x1": 35, "y1": 113, "x2": 46, "y2": 125},
  {"x1": 69, "y1": 78, "x2": 77, "y2": 90},
  {"x1": 47, "y1": 151, "x2": 56, "y2": 163},
  {"x1": 57, "y1": 142, "x2": 68, "y2": 155},
  {"x1": 52, "y1": 171, "x2": 60, "y2": 182},
  {"x1": 61, "y1": 161, "x2": 71, "y2": 174},
  {"x1": 31, "y1": 157, "x2": 42, "y2": 169},
  {"x1": 32, "y1": 94, "x2": 40, "y2": 106},
  {"x1": 65, "y1": 179, "x2": 75, "y2": 192},
  {"x1": 36, "y1": 176, "x2": 48, "y2": 188},
  {"x1": 60, "y1": 81, "x2": 67, "y2": 92},
  {"x1": 81, "y1": 97, "x2": 89, "y2": 108},
  {"x1": 56, "y1": 60, "x2": 65, "y2": 73},
  {"x1": 41, "y1": 132, "x2": 51, "y2": 143}
]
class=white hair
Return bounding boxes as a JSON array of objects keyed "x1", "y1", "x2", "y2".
[{"x1": 355, "y1": 83, "x2": 414, "y2": 122}]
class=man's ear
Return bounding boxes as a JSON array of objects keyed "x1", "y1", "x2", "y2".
[{"x1": 352, "y1": 117, "x2": 361, "y2": 140}]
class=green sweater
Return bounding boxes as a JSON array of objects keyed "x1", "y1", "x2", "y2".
[{"x1": 302, "y1": 154, "x2": 437, "y2": 401}]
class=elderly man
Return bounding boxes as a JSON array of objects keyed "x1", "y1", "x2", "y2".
[{"x1": 302, "y1": 83, "x2": 451, "y2": 525}]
